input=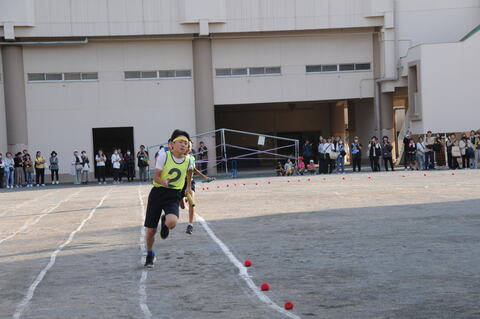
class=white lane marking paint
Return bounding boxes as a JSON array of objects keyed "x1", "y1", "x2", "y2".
[
  {"x1": 0, "y1": 191, "x2": 57, "y2": 218},
  {"x1": 137, "y1": 187, "x2": 152, "y2": 319},
  {"x1": 0, "y1": 191, "x2": 80, "y2": 245},
  {"x1": 13, "y1": 190, "x2": 111, "y2": 319},
  {"x1": 196, "y1": 214, "x2": 301, "y2": 319}
]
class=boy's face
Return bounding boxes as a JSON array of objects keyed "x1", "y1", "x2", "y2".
[{"x1": 172, "y1": 139, "x2": 188, "y2": 154}]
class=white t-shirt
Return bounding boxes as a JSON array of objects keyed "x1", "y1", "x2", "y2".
[
  {"x1": 95, "y1": 155, "x2": 106, "y2": 167},
  {"x1": 111, "y1": 153, "x2": 121, "y2": 169},
  {"x1": 155, "y1": 151, "x2": 194, "y2": 171}
]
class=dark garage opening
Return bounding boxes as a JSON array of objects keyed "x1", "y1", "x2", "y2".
[{"x1": 92, "y1": 127, "x2": 134, "y2": 178}]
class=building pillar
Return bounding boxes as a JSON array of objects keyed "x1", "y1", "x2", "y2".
[
  {"x1": 192, "y1": 38, "x2": 217, "y2": 174},
  {"x1": 380, "y1": 92, "x2": 394, "y2": 140},
  {"x1": 1, "y1": 45, "x2": 28, "y2": 154}
]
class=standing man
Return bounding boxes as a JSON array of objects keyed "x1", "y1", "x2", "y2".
[
  {"x1": 137, "y1": 145, "x2": 149, "y2": 182},
  {"x1": 198, "y1": 141, "x2": 208, "y2": 174},
  {"x1": 381, "y1": 136, "x2": 394, "y2": 171},
  {"x1": 424, "y1": 131, "x2": 436, "y2": 170},
  {"x1": 144, "y1": 129, "x2": 194, "y2": 268},
  {"x1": 351, "y1": 136, "x2": 362, "y2": 172}
]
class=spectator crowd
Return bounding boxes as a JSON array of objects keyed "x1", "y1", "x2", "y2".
[
  {"x1": 276, "y1": 130, "x2": 480, "y2": 176},
  {"x1": 0, "y1": 145, "x2": 151, "y2": 189}
]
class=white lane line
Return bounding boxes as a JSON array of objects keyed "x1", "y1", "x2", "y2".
[
  {"x1": 137, "y1": 187, "x2": 152, "y2": 319},
  {"x1": 196, "y1": 214, "x2": 301, "y2": 319},
  {"x1": 0, "y1": 191, "x2": 57, "y2": 218},
  {"x1": 13, "y1": 190, "x2": 111, "y2": 319},
  {"x1": 0, "y1": 191, "x2": 80, "y2": 245}
]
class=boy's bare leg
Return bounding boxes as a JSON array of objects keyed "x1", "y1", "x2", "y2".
[{"x1": 186, "y1": 191, "x2": 195, "y2": 234}]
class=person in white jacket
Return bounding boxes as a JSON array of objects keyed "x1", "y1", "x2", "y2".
[{"x1": 111, "y1": 149, "x2": 121, "y2": 184}]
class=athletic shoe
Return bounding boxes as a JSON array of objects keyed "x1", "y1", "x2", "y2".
[
  {"x1": 144, "y1": 254, "x2": 155, "y2": 268},
  {"x1": 186, "y1": 224, "x2": 193, "y2": 235},
  {"x1": 41, "y1": 184, "x2": 46, "y2": 187},
  {"x1": 160, "y1": 214, "x2": 169, "y2": 239}
]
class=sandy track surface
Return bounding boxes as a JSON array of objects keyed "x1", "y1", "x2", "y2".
[{"x1": 1, "y1": 169, "x2": 480, "y2": 318}]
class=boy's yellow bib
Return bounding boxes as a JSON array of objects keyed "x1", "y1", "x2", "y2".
[{"x1": 153, "y1": 151, "x2": 190, "y2": 190}]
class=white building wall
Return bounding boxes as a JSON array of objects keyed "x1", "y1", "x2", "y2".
[
  {"x1": 23, "y1": 40, "x2": 196, "y2": 174},
  {"x1": 213, "y1": 31, "x2": 375, "y2": 105},
  {"x1": 396, "y1": 0, "x2": 480, "y2": 58},
  {"x1": 419, "y1": 32, "x2": 480, "y2": 134}
]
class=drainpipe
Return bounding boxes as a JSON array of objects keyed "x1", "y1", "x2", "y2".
[
  {"x1": 0, "y1": 39, "x2": 88, "y2": 46},
  {"x1": 374, "y1": 0, "x2": 399, "y2": 135}
]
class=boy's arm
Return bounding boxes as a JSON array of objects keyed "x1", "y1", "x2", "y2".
[
  {"x1": 153, "y1": 168, "x2": 168, "y2": 187},
  {"x1": 193, "y1": 167, "x2": 209, "y2": 180},
  {"x1": 186, "y1": 169, "x2": 193, "y2": 195}
]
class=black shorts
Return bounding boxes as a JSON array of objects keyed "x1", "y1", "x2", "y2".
[
  {"x1": 144, "y1": 187, "x2": 182, "y2": 228},
  {"x1": 180, "y1": 179, "x2": 196, "y2": 198}
]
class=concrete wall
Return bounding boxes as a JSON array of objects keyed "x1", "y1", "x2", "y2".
[
  {"x1": 212, "y1": 31, "x2": 375, "y2": 105},
  {"x1": 23, "y1": 40, "x2": 196, "y2": 174},
  {"x1": 0, "y1": 50, "x2": 6, "y2": 153},
  {"x1": 1, "y1": 0, "x2": 387, "y2": 38},
  {"x1": 349, "y1": 98, "x2": 376, "y2": 157},
  {"x1": 215, "y1": 102, "x2": 331, "y2": 135},
  {"x1": 418, "y1": 31, "x2": 480, "y2": 134}
]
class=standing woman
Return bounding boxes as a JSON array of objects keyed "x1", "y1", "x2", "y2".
[
  {"x1": 118, "y1": 149, "x2": 124, "y2": 183},
  {"x1": 24, "y1": 154, "x2": 34, "y2": 187},
  {"x1": 446, "y1": 134, "x2": 460, "y2": 169},
  {"x1": 34, "y1": 151, "x2": 46, "y2": 186},
  {"x1": 71, "y1": 151, "x2": 83, "y2": 185},
  {"x1": 473, "y1": 131, "x2": 480, "y2": 169},
  {"x1": 416, "y1": 137, "x2": 426, "y2": 170},
  {"x1": 14, "y1": 152, "x2": 26, "y2": 188},
  {"x1": 95, "y1": 149, "x2": 107, "y2": 184},
  {"x1": 433, "y1": 135, "x2": 446, "y2": 167},
  {"x1": 459, "y1": 134, "x2": 473, "y2": 169},
  {"x1": 49, "y1": 151, "x2": 59, "y2": 184},
  {"x1": 406, "y1": 138, "x2": 418, "y2": 170},
  {"x1": 4, "y1": 152, "x2": 15, "y2": 188},
  {"x1": 81, "y1": 151, "x2": 90, "y2": 184}
]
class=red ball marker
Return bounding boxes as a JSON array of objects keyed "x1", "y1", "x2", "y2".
[
  {"x1": 307, "y1": 178, "x2": 311, "y2": 181},
  {"x1": 284, "y1": 301, "x2": 294, "y2": 310},
  {"x1": 244, "y1": 260, "x2": 252, "y2": 267},
  {"x1": 260, "y1": 283, "x2": 270, "y2": 291}
]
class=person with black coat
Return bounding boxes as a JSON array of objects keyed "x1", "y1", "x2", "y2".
[
  {"x1": 124, "y1": 149, "x2": 136, "y2": 182},
  {"x1": 381, "y1": 136, "x2": 394, "y2": 171},
  {"x1": 368, "y1": 137, "x2": 381, "y2": 172}
]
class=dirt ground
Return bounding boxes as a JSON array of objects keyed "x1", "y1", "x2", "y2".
[{"x1": 1, "y1": 169, "x2": 480, "y2": 319}]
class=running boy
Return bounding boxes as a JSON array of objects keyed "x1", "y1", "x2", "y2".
[
  {"x1": 180, "y1": 141, "x2": 212, "y2": 235},
  {"x1": 144, "y1": 129, "x2": 194, "y2": 268}
]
